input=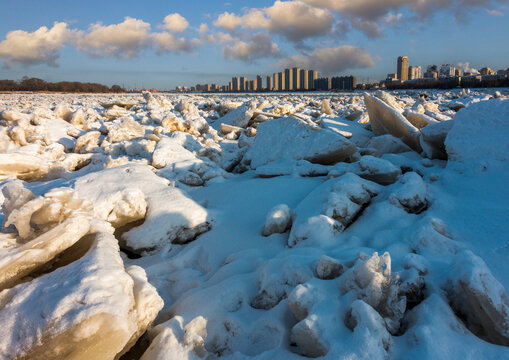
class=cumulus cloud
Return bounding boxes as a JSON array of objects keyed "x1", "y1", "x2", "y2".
[
  {"x1": 214, "y1": 1, "x2": 335, "y2": 42},
  {"x1": 74, "y1": 17, "x2": 151, "y2": 59},
  {"x1": 198, "y1": 23, "x2": 216, "y2": 44},
  {"x1": 223, "y1": 33, "x2": 280, "y2": 62},
  {"x1": 303, "y1": 0, "x2": 407, "y2": 20},
  {"x1": 152, "y1": 32, "x2": 200, "y2": 54},
  {"x1": 266, "y1": 1, "x2": 335, "y2": 41},
  {"x1": 163, "y1": 13, "x2": 189, "y2": 33},
  {"x1": 300, "y1": 0, "x2": 509, "y2": 37},
  {"x1": 216, "y1": 31, "x2": 235, "y2": 44},
  {"x1": 384, "y1": 12, "x2": 403, "y2": 26},
  {"x1": 278, "y1": 45, "x2": 375, "y2": 74},
  {"x1": 214, "y1": 12, "x2": 244, "y2": 32},
  {"x1": 350, "y1": 18, "x2": 384, "y2": 38},
  {"x1": 304, "y1": 0, "x2": 509, "y2": 19},
  {"x1": 0, "y1": 22, "x2": 72, "y2": 67}
]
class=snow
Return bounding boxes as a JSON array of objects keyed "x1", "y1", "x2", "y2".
[
  {"x1": 0, "y1": 89, "x2": 508, "y2": 359},
  {"x1": 73, "y1": 164, "x2": 212, "y2": 253},
  {"x1": 0, "y1": 230, "x2": 158, "y2": 360},
  {"x1": 244, "y1": 116, "x2": 356, "y2": 169},
  {"x1": 445, "y1": 98, "x2": 509, "y2": 172},
  {"x1": 262, "y1": 204, "x2": 292, "y2": 236}
]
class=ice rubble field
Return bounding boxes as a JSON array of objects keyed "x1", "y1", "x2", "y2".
[{"x1": 0, "y1": 88, "x2": 508, "y2": 360}]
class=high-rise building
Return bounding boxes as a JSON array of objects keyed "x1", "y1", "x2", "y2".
[
  {"x1": 479, "y1": 67, "x2": 495, "y2": 75},
  {"x1": 300, "y1": 69, "x2": 309, "y2": 90},
  {"x1": 315, "y1": 77, "x2": 331, "y2": 90},
  {"x1": 267, "y1": 76, "x2": 273, "y2": 91},
  {"x1": 424, "y1": 65, "x2": 438, "y2": 79},
  {"x1": 232, "y1": 77, "x2": 240, "y2": 92},
  {"x1": 455, "y1": 69, "x2": 462, "y2": 77},
  {"x1": 292, "y1": 67, "x2": 300, "y2": 90},
  {"x1": 331, "y1": 76, "x2": 357, "y2": 90},
  {"x1": 240, "y1": 76, "x2": 246, "y2": 92},
  {"x1": 308, "y1": 70, "x2": 318, "y2": 90},
  {"x1": 285, "y1": 68, "x2": 293, "y2": 91},
  {"x1": 228, "y1": 81, "x2": 232, "y2": 92},
  {"x1": 256, "y1": 75, "x2": 263, "y2": 92},
  {"x1": 279, "y1": 71, "x2": 285, "y2": 91},
  {"x1": 397, "y1": 56, "x2": 409, "y2": 81},
  {"x1": 439, "y1": 64, "x2": 456, "y2": 78},
  {"x1": 409, "y1": 66, "x2": 422, "y2": 80},
  {"x1": 273, "y1": 73, "x2": 279, "y2": 91}
]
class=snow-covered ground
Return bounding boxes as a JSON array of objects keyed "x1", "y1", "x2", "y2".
[{"x1": 0, "y1": 88, "x2": 508, "y2": 359}]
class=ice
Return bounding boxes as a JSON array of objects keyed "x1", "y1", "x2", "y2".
[
  {"x1": 74, "y1": 131, "x2": 101, "y2": 154},
  {"x1": 445, "y1": 98, "x2": 509, "y2": 172},
  {"x1": 1, "y1": 110, "x2": 24, "y2": 122},
  {"x1": 151, "y1": 132, "x2": 222, "y2": 186},
  {"x1": 291, "y1": 315, "x2": 329, "y2": 357},
  {"x1": 262, "y1": 204, "x2": 291, "y2": 236},
  {"x1": 213, "y1": 101, "x2": 256, "y2": 130},
  {"x1": 447, "y1": 250, "x2": 509, "y2": 346},
  {"x1": 289, "y1": 173, "x2": 380, "y2": 247},
  {"x1": 420, "y1": 119, "x2": 454, "y2": 159},
  {"x1": 329, "y1": 155, "x2": 401, "y2": 185},
  {"x1": 141, "y1": 316, "x2": 208, "y2": 360},
  {"x1": 364, "y1": 92, "x2": 422, "y2": 152},
  {"x1": 0, "y1": 231, "x2": 162, "y2": 360},
  {"x1": 0, "y1": 90, "x2": 508, "y2": 359},
  {"x1": 73, "y1": 164, "x2": 211, "y2": 253},
  {"x1": 243, "y1": 116, "x2": 356, "y2": 169},
  {"x1": 389, "y1": 172, "x2": 429, "y2": 214},
  {"x1": 314, "y1": 255, "x2": 344, "y2": 280},
  {"x1": 120, "y1": 265, "x2": 165, "y2": 358},
  {"x1": 106, "y1": 117, "x2": 145, "y2": 143},
  {"x1": 0, "y1": 153, "x2": 50, "y2": 181},
  {"x1": 368, "y1": 134, "x2": 413, "y2": 156},
  {"x1": 321, "y1": 98, "x2": 333, "y2": 115}
]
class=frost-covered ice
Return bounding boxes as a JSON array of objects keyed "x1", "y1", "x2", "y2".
[{"x1": 0, "y1": 88, "x2": 508, "y2": 359}]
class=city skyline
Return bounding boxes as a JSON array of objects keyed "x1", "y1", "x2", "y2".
[
  {"x1": 177, "y1": 55, "x2": 508, "y2": 93},
  {"x1": 1, "y1": 0, "x2": 509, "y2": 90}
]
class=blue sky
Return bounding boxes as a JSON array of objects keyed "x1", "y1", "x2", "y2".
[{"x1": 0, "y1": 0, "x2": 508, "y2": 90}]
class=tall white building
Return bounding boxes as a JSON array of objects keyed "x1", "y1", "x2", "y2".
[{"x1": 409, "y1": 66, "x2": 422, "y2": 80}]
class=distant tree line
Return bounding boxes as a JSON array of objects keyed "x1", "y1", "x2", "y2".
[{"x1": 0, "y1": 76, "x2": 125, "y2": 93}]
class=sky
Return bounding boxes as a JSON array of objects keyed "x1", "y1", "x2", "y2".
[{"x1": 0, "y1": 0, "x2": 508, "y2": 90}]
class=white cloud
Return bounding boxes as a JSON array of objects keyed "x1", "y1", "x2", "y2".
[
  {"x1": 278, "y1": 45, "x2": 375, "y2": 74},
  {"x1": 0, "y1": 22, "x2": 72, "y2": 67},
  {"x1": 152, "y1": 32, "x2": 199, "y2": 54},
  {"x1": 198, "y1": 23, "x2": 216, "y2": 43},
  {"x1": 304, "y1": 0, "x2": 509, "y2": 19},
  {"x1": 350, "y1": 18, "x2": 384, "y2": 38},
  {"x1": 214, "y1": 1, "x2": 335, "y2": 42},
  {"x1": 74, "y1": 17, "x2": 151, "y2": 59},
  {"x1": 301, "y1": 0, "x2": 509, "y2": 37},
  {"x1": 163, "y1": 13, "x2": 189, "y2": 33},
  {"x1": 486, "y1": 9, "x2": 504, "y2": 16},
  {"x1": 383, "y1": 12, "x2": 403, "y2": 26},
  {"x1": 223, "y1": 33, "x2": 280, "y2": 62},
  {"x1": 265, "y1": 1, "x2": 335, "y2": 41},
  {"x1": 216, "y1": 31, "x2": 235, "y2": 44},
  {"x1": 303, "y1": 0, "x2": 407, "y2": 20},
  {"x1": 214, "y1": 12, "x2": 243, "y2": 32}
]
